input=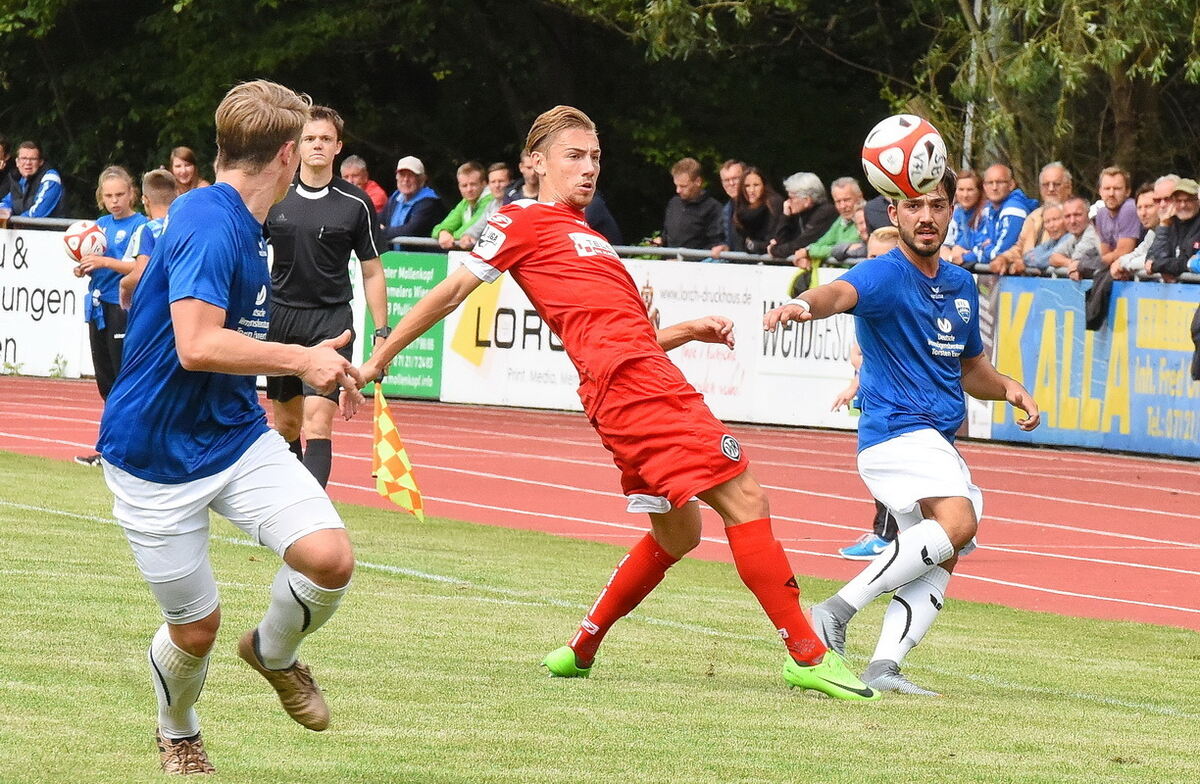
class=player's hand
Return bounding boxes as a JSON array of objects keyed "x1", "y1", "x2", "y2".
[
  {"x1": 688, "y1": 316, "x2": 735, "y2": 349},
  {"x1": 763, "y1": 303, "x2": 812, "y2": 332},
  {"x1": 77, "y1": 254, "x2": 106, "y2": 274},
  {"x1": 71, "y1": 264, "x2": 85, "y2": 278},
  {"x1": 338, "y1": 386, "x2": 364, "y2": 420},
  {"x1": 1007, "y1": 383, "x2": 1041, "y2": 431},
  {"x1": 119, "y1": 276, "x2": 135, "y2": 310},
  {"x1": 831, "y1": 382, "x2": 858, "y2": 412},
  {"x1": 300, "y1": 330, "x2": 362, "y2": 395}
]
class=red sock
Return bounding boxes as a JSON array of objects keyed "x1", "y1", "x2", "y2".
[
  {"x1": 726, "y1": 517, "x2": 826, "y2": 665},
  {"x1": 569, "y1": 534, "x2": 679, "y2": 666}
]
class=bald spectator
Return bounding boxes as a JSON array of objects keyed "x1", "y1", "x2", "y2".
[
  {"x1": 990, "y1": 162, "x2": 1071, "y2": 274},
  {"x1": 653, "y1": 157, "x2": 724, "y2": 253},
  {"x1": 1094, "y1": 166, "x2": 1141, "y2": 268},
  {"x1": 1050, "y1": 196, "x2": 1101, "y2": 280},
  {"x1": 0, "y1": 140, "x2": 65, "y2": 218},
  {"x1": 961, "y1": 163, "x2": 1037, "y2": 268},
  {"x1": 340, "y1": 155, "x2": 388, "y2": 214},
  {"x1": 1112, "y1": 184, "x2": 1160, "y2": 280},
  {"x1": 381, "y1": 155, "x2": 446, "y2": 242},
  {"x1": 1148, "y1": 177, "x2": 1200, "y2": 283}
]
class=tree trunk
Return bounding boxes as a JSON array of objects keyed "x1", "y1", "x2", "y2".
[{"x1": 1108, "y1": 63, "x2": 1139, "y2": 173}]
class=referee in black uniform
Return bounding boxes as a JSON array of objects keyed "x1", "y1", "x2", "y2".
[{"x1": 266, "y1": 106, "x2": 390, "y2": 487}]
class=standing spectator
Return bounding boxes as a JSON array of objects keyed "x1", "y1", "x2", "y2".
[
  {"x1": 990, "y1": 162, "x2": 1074, "y2": 275},
  {"x1": 713, "y1": 159, "x2": 745, "y2": 255},
  {"x1": 118, "y1": 169, "x2": 179, "y2": 309},
  {"x1": 169, "y1": 146, "x2": 211, "y2": 195},
  {"x1": 1112, "y1": 184, "x2": 1160, "y2": 280},
  {"x1": 651, "y1": 157, "x2": 724, "y2": 253},
  {"x1": 786, "y1": 176, "x2": 862, "y2": 272},
  {"x1": 1021, "y1": 203, "x2": 1069, "y2": 271},
  {"x1": 960, "y1": 164, "x2": 1037, "y2": 268},
  {"x1": 1148, "y1": 178, "x2": 1200, "y2": 283},
  {"x1": 945, "y1": 168, "x2": 984, "y2": 263},
  {"x1": 73, "y1": 166, "x2": 148, "y2": 466},
  {"x1": 460, "y1": 162, "x2": 514, "y2": 247},
  {"x1": 730, "y1": 166, "x2": 784, "y2": 256},
  {"x1": 1052, "y1": 196, "x2": 1101, "y2": 280},
  {"x1": 1094, "y1": 166, "x2": 1142, "y2": 268},
  {"x1": 1, "y1": 140, "x2": 65, "y2": 217},
  {"x1": 339, "y1": 154, "x2": 388, "y2": 214},
  {"x1": 381, "y1": 155, "x2": 446, "y2": 242},
  {"x1": 265, "y1": 106, "x2": 388, "y2": 488},
  {"x1": 432, "y1": 160, "x2": 493, "y2": 250}
]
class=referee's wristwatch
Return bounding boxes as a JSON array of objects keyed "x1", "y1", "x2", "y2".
[{"x1": 373, "y1": 326, "x2": 392, "y2": 341}]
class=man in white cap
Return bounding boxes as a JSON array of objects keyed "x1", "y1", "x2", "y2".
[{"x1": 381, "y1": 154, "x2": 446, "y2": 242}]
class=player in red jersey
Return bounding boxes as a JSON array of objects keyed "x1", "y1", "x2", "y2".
[{"x1": 352, "y1": 106, "x2": 878, "y2": 700}]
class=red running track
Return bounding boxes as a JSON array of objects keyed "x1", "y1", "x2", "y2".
[{"x1": 3, "y1": 376, "x2": 1198, "y2": 632}]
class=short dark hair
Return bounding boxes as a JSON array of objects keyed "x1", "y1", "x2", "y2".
[{"x1": 308, "y1": 105, "x2": 345, "y2": 141}]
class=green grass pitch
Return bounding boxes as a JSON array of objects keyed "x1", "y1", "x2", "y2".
[{"x1": 0, "y1": 451, "x2": 1196, "y2": 783}]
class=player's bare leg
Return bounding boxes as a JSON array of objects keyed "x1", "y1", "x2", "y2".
[
  {"x1": 299, "y1": 396, "x2": 338, "y2": 487},
  {"x1": 237, "y1": 528, "x2": 353, "y2": 730},
  {"x1": 272, "y1": 397, "x2": 305, "y2": 459}
]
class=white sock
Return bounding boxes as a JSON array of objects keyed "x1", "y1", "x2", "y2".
[
  {"x1": 837, "y1": 519, "x2": 954, "y2": 611},
  {"x1": 148, "y1": 624, "x2": 209, "y2": 739},
  {"x1": 256, "y1": 566, "x2": 349, "y2": 669},
  {"x1": 870, "y1": 566, "x2": 951, "y2": 665}
]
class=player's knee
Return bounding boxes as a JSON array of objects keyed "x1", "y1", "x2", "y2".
[
  {"x1": 171, "y1": 610, "x2": 220, "y2": 656},
  {"x1": 941, "y1": 515, "x2": 977, "y2": 550},
  {"x1": 304, "y1": 546, "x2": 355, "y2": 589}
]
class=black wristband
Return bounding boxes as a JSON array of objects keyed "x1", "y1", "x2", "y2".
[{"x1": 373, "y1": 326, "x2": 392, "y2": 340}]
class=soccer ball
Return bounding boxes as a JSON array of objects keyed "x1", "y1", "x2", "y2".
[
  {"x1": 63, "y1": 220, "x2": 107, "y2": 262},
  {"x1": 860, "y1": 115, "x2": 948, "y2": 200}
]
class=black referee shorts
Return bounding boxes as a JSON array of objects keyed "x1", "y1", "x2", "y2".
[{"x1": 266, "y1": 303, "x2": 355, "y2": 403}]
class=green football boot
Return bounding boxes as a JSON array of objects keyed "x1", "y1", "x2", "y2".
[
  {"x1": 783, "y1": 650, "x2": 881, "y2": 701},
  {"x1": 542, "y1": 646, "x2": 592, "y2": 678}
]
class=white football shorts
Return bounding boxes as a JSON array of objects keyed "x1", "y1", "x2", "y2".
[
  {"x1": 857, "y1": 427, "x2": 982, "y2": 556},
  {"x1": 102, "y1": 429, "x2": 344, "y2": 624}
]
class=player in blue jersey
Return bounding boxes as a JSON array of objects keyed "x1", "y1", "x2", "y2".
[
  {"x1": 96, "y1": 81, "x2": 363, "y2": 775},
  {"x1": 764, "y1": 169, "x2": 1040, "y2": 696},
  {"x1": 72, "y1": 166, "x2": 148, "y2": 466},
  {"x1": 118, "y1": 169, "x2": 179, "y2": 310}
]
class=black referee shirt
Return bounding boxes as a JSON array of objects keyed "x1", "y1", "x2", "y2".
[{"x1": 266, "y1": 176, "x2": 382, "y2": 308}]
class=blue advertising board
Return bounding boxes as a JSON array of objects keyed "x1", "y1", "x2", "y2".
[{"x1": 991, "y1": 277, "x2": 1200, "y2": 457}]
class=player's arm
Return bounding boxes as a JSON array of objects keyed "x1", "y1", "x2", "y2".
[
  {"x1": 657, "y1": 316, "x2": 734, "y2": 352},
  {"x1": 78, "y1": 254, "x2": 136, "y2": 276},
  {"x1": 119, "y1": 255, "x2": 150, "y2": 310},
  {"x1": 959, "y1": 351, "x2": 1040, "y2": 431},
  {"x1": 359, "y1": 256, "x2": 389, "y2": 339},
  {"x1": 359, "y1": 265, "x2": 483, "y2": 384},
  {"x1": 763, "y1": 279, "x2": 858, "y2": 331},
  {"x1": 171, "y1": 298, "x2": 361, "y2": 395}
]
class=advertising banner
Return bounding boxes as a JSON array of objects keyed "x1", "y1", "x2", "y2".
[
  {"x1": 365, "y1": 251, "x2": 447, "y2": 398},
  {"x1": 0, "y1": 228, "x2": 92, "y2": 377},
  {"x1": 991, "y1": 276, "x2": 1200, "y2": 457}
]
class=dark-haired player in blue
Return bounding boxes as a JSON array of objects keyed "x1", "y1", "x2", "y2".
[
  {"x1": 96, "y1": 80, "x2": 363, "y2": 775},
  {"x1": 764, "y1": 168, "x2": 1040, "y2": 696}
]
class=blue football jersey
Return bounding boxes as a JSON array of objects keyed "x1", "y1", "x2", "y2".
[
  {"x1": 839, "y1": 247, "x2": 983, "y2": 450},
  {"x1": 91, "y1": 212, "x2": 148, "y2": 304},
  {"x1": 97, "y1": 184, "x2": 272, "y2": 483}
]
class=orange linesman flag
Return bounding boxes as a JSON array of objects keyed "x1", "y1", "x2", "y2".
[{"x1": 372, "y1": 387, "x2": 425, "y2": 522}]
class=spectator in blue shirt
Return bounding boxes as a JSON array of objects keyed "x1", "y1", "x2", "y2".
[
  {"x1": 959, "y1": 164, "x2": 1037, "y2": 268},
  {"x1": 0, "y1": 140, "x2": 65, "y2": 217}
]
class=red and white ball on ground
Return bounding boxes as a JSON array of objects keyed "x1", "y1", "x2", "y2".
[
  {"x1": 62, "y1": 220, "x2": 107, "y2": 262},
  {"x1": 860, "y1": 114, "x2": 948, "y2": 200}
]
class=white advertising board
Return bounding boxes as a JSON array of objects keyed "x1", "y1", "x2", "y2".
[{"x1": 0, "y1": 228, "x2": 93, "y2": 377}]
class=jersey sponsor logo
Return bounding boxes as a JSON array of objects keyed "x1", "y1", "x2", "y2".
[
  {"x1": 567, "y1": 231, "x2": 618, "y2": 260},
  {"x1": 936, "y1": 317, "x2": 953, "y2": 334},
  {"x1": 475, "y1": 225, "x2": 507, "y2": 260},
  {"x1": 955, "y1": 297, "x2": 971, "y2": 322},
  {"x1": 255, "y1": 285, "x2": 267, "y2": 306},
  {"x1": 489, "y1": 213, "x2": 512, "y2": 228},
  {"x1": 720, "y1": 434, "x2": 741, "y2": 461}
]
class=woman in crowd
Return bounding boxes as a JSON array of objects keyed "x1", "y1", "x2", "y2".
[
  {"x1": 169, "y1": 146, "x2": 211, "y2": 195},
  {"x1": 943, "y1": 167, "x2": 983, "y2": 262},
  {"x1": 730, "y1": 166, "x2": 784, "y2": 256}
]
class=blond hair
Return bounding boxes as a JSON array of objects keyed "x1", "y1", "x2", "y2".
[
  {"x1": 95, "y1": 165, "x2": 137, "y2": 211},
  {"x1": 866, "y1": 226, "x2": 900, "y2": 257},
  {"x1": 523, "y1": 105, "x2": 597, "y2": 157},
  {"x1": 142, "y1": 169, "x2": 179, "y2": 208},
  {"x1": 214, "y1": 80, "x2": 311, "y2": 174}
]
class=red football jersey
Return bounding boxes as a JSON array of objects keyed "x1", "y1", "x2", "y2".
[{"x1": 465, "y1": 200, "x2": 663, "y2": 407}]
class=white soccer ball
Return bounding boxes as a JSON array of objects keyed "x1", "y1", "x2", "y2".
[
  {"x1": 63, "y1": 220, "x2": 107, "y2": 262},
  {"x1": 861, "y1": 114, "x2": 948, "y2": 200}
]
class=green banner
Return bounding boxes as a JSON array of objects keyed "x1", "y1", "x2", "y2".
[{"x1": 363, "y1": 251, "x2": 447, "y2": 398}]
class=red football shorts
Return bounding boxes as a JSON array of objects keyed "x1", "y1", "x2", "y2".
[{"x1": 587, "y1": 354, "x2": 748, "y2": 510}]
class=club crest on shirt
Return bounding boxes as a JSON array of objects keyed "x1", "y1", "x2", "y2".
[
  {"x1": 567, "y1": 231, "x2": 618, "y2": 260},
  {"x1": 955, "y1": 297, "x2": 971, "y2": 323},
  {"x1": 720, "y1": 434, "x2": 741, "y2": 461},
  {"x1": 475, "y1": 225, "x2": 507, "y2": 260}
]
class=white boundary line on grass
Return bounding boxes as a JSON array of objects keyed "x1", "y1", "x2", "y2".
[{"x1": 1, "y1": 497, "x2": 1197, "y2": 720}]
